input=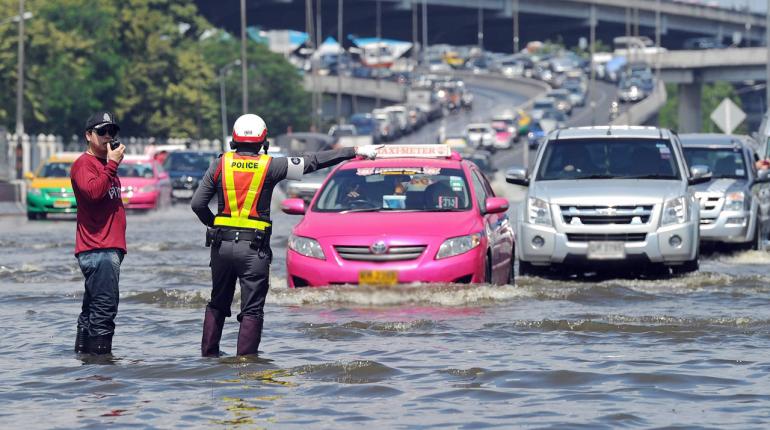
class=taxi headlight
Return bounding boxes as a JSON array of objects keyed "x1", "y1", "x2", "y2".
[
  {"x1": 723, "y1": 191, "x2": 746, "y2": 212},
  {"x1": 288, "y1": 234, "x2": 325, "y2": 260},
  {"x1": 661, "y1": 196, "x2": 688, "y2": 226},
  {"x1": 528, "y1": 197, "x2": 552, "y2": 226},
  {"x1": 28, "y1": 188, "x2": 42, "y2": 196},
  {"x1": 436, "y1": 233, "x2": 482, "y2": 259}
]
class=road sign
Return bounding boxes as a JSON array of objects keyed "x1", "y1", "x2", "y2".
[{"x1": 710, "y1": 98, "x2": 745, "y2": 134}]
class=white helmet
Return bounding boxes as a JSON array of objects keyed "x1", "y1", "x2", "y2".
[{"x1": 232, "y1": 114, "x2": 267, "y2": 144}]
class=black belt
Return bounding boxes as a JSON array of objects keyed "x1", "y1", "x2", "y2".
[{"x1": 218, "y1": 229, "x2": 260, "y2": 242}]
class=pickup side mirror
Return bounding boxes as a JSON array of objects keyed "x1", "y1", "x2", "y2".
[
  {"x1": 755, "y1": 168, "x2": 770, "y2": 183},
  {"x1": 484, "y1": 197, "x2": 509, "y2": 214},
  {"x1": 688, "y1": 165, "x2": 712, "y2": 185},
  {"x1": 505, "y1": 166, "x2": 529, "y2": 186},
  {"x1": 281, "y1": 198, "x2": 306, "y2": 215}
]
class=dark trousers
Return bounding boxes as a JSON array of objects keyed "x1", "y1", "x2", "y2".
[
  {"x1": 77, "y1": 249, "x2": 123, "y2": 336},
  {"x1": 208, "y1": 240, "x2": 271, "y2": 322}
]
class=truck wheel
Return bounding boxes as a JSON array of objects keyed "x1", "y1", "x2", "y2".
[{"x1": 671, "y1": 259, "x2": 699, "y2": 275}]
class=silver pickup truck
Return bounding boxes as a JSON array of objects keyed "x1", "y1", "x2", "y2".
[
  {"x1": 506, "y1": 126, "x2": 711, "y2": 276},
  {"x1": 680, "y1": 134, "x2": 770, "y2": 250}
]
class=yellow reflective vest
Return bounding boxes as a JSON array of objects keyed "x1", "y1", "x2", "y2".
[{"x1": 213, "y1": 152, "x2": 272, "y2": 231}]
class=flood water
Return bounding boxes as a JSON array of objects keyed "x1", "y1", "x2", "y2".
[{"x1": 2, "y1": 202, "x2": 770, "y2": 429}]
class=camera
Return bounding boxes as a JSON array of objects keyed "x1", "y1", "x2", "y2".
[{"x1": 108, "y1": 139, "x2": 121, "y2": 150}]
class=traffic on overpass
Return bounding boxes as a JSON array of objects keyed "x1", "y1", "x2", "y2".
[{"x1": 1, "y1": 1, "x2": 770, "y2": 428}]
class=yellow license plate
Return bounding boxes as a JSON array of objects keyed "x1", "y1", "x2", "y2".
[
  {"x1": 358, "y1": 270, "x2": 398, "y2": 286},
  {"x1": 122, "y1": 197, "x2": 130, "y2": 204},
  {"x1": 53, "y1": 199, "x2": 71, "y2": 208}
]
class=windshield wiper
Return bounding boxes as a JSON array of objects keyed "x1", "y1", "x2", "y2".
[
  {"x1": 575, "y1": 174, "x2": 616, "y2": 179},
  {"x1": 623, "y1": 174, "x2": 676, "y2": 179},
  {"x1": 339, "y1": 207, "x2": 384, "y2": 214},
  {"x1": 429, "y1": 208, "x2": 467, "y2": 212}
]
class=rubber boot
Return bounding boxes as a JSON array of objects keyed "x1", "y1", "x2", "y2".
[
  {"x1": 75, "y1": 327, "x2": 89, "y2": 353},
  {"x1": 201, "y1": 306, "x2": 226, "y2": 357},
  {"x1": 236, "y1": 316, "x2": 263, "y2": 356},
  {"x1": 88, "y1": 334, "x2": 113, "y2": 355}
]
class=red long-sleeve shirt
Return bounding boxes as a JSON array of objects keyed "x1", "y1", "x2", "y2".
[{"x1": 70, "y1": 153, "x2": 126, "y2": 255}]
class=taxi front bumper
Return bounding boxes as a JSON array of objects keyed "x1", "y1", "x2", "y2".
[
  {"x1": 27, "y1": 191, "x2": 77, "y2": 214},
  {"x1": 517, "y1": 221, "x2": 698, "y2": 266},
  {"x1": 286, "y1": 246, "x2": 486, "y2": 287}
]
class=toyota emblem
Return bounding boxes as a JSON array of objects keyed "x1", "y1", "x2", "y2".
[{"x1": 370, "y1": 241, "x2": 388, "y2": 255}]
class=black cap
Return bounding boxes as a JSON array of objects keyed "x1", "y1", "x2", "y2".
[{"x1": 84, "y1": 111, "x2": 120, "y2": 132}]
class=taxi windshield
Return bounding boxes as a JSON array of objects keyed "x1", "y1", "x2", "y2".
[
  {"x1": 313, "y1": 167, "x2": 471, "y2": 213},
  {"x1": 537, "y1": 138, "x2": 681, "y2": 181},
  {"x1": 118, "y1": 162, "x2": 155, "y2": 178},
  {"x1": 38, "y1": 162, "x2": 72, "y2": 178},
  {"x1": 683, "y1": 147, "x2": 747, "y2": 179}
]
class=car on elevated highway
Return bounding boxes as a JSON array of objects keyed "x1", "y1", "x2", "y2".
[
  {"x1": 680, "y1": 133, "x2": 770, "y2": 249},
  {"x1": 506, "y1": 126, "x2": 710, "y2": 277},
  {"x1": 282, "y1": 145, "x2": 514, "y2": 288}
]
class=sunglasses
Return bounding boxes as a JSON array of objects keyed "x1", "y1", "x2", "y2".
[{"x1": 92, "y1": 125, "x2": 119, "y2": 137}]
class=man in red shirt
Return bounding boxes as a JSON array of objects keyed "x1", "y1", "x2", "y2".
[{"x1": 70, "y1": 111, "x2": 126, "y2": 355}]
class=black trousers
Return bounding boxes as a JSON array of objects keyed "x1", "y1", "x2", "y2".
[{"x1": 208, "y1": 239, "x2": 271, "y2": 322}]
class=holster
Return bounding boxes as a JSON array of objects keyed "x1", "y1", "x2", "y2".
[
  {"x1": 205, "y1": 227, "x2": 222, "y2": 248},
  {"x1": 249, "y1": 226, "x2": 272, "y2": 257}
]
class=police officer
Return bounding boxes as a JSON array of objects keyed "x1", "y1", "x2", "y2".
[{"x1": 191, "y1": 114, "x2": 378, "y2": 357}]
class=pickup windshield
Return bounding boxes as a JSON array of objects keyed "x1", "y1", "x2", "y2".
[
  {"x1": 537, "y1": 138, "x2": 681, "y2": 181},
  {"x1": 683, "y1": 147, "x2": 747, "y2": 179},
  {"x1": 313, "y1": 167, "x2": 471, "y2": 213}
]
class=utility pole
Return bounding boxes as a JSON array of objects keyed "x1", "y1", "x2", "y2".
[
  {"x1": 240, "y1": 0, "x2": 248, "y2": 113},
  {"x1": 512, "y1": 0, "x2": 519, "y2": 53},
  {"x1": 306, "y1": 0, "x2": 317, "y2": 131},
  {"x1": 655, "y1": 0, "x2": 661, "y2": 83},
  {"x1": 412, "y1": 0, "x2": 418, "y2": 66},
  {"x1": 316, "y1": 0, "x2": 323, "y2": 129},
  {"x1": 477, "y1": 0, "x2": 483, "y2": 50},
  {"x1": 766, "y1": 0, "x2": 770, "y2": 111},
  {"x1": 422, "y1": 0, "x2": 428, "y2": 67},
  {"x1": 589, "y1": 4, "x2": 596, "y2": 126},
  {"x1": 15, "y1": 0, "x2": 25, "y2": 179},
  {"x1": 336, "y1": 0, "x2": 343, "y2": 124},
  {"x1": 377, "y1": 0, "x2": 382, "y2": 108}
]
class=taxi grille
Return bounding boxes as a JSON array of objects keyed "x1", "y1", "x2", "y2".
[
  {"x1": 47, "y1": 191, "x2": 73, "y2": 198},
  {"x1": 567, "y1": 233, "x2": 647, "y2": 242},
  {"x1": 335, "y1": 245, "x2": 426, "y2": 262},
  {"x1": 560, "y1": 205, "x2": 653, "y2": 225}
]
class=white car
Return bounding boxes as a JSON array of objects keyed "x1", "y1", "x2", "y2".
[{"x1": 464, "y1": 123, "x2": 495, "y2": 150}]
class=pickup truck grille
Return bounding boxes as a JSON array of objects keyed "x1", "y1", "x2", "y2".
[
  {"x1": 560, "y1": 205, "x2": 653, "y2": 225},
  {"x1": 698, "y1": 195, "x2": 721, "y2": 211},
  {"x1": 335, "y1": 245, "x2": 426, "y2": 262},
  {"x1": 567, "y1": 233, "x2": 647, "y2": 242}
]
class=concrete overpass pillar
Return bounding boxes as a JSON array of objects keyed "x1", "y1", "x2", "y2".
[{"x1": 678, "y1": 82, "x2": 702, "y2": 133}]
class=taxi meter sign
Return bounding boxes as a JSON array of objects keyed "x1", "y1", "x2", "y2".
[
  {"x1": 375, "y1": 145, "x2": 451, "y2": 158},
  {"x1": 710, "y1": 98, "x2": 745, "y2": 134}
]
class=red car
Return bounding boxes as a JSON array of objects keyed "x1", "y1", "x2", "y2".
[{"x1": 118, "y1": 156, "x2": 172, "y2": 211}]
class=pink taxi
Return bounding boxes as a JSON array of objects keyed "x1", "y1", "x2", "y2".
[
  {"x1": 117, "y1": 156, "x2": 171, "y2": 210},
  {"x1": 282, "y1": 145, "x2": 515, "y2": 287}
]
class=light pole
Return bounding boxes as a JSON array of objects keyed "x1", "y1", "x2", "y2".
[
  {"x1": 336, "y1": 0, "x2": 343, "y2": 125},
  {"x1": 422, "y1": 0, "x2": 428, "y2": 67},
  {"x1": 766, "y1": 0, "x2": 770, "y2": 112},
  {"x1": 219, "y1": 60, "x2": 241, "y2": 151},
  {"x1": 512, "y1": 0, "x2": 519, "y2": 53},
  {"x1": 377, "y1": 0, "x2": 382, "y2": 109},
  {"x1": 589, "y1": 4, "x2": 596, "y2": 125},
  {"x1": 14, "y1": 0, "x2": 31, "y2": 180},
  {"x1": 240, "y1": 0, "x2": 248, "y2": 114},
  {"x1": 477, "y1": 0, "x2": 483, "y2": 50}
]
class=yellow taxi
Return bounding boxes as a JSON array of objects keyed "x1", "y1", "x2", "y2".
[{"x1": 25, "y1": 152, "x2": 80, "y2": 220}]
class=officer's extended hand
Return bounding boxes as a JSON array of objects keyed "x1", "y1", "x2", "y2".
[{"x1": 355, "y1": 145, "x2": 382, "y2": 160}]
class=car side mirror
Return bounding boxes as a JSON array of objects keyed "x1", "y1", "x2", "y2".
[
  {"x1": 158, "y1": 172, "x2": 169, "y2": 180},
  {"x1": 484, "y1": 197, "x2": 509, "y2": 214},
  {"x1": 505, "y1": 166, "x2": 529, "y2": 186},
  {"x1": 23, "y1": 172, "x2": 34, "y2": 180},
  {"x1": 281, "y1": 198, "x2": 306, "y2": 215},
  {"x1": 688, "y1": 165, "x2": 712, "y2": 185}
]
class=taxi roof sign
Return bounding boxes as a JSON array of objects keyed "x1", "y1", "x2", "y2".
[{"x1": 375, "y1": 144, "x2": 452, "y2": 158}]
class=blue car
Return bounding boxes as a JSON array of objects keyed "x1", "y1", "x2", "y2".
[
  {"x1": 162, "y1": 150, "x2": 218, "y2": 202},
  {"x1": 527, "y1": 121, "x2": 546, "y2": 149},
  {"x1": 349, "y1": 113, "x2": 381, "y2": 144}
]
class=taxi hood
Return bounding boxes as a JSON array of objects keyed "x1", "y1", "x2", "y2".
[
  {"x1": 295, "y1": 211, "x2": 481, "y2": 239},
  {"x1": 529, "y1": 179, "x2": 686, "y2": 206},
  {"x1": 30, "y1": 178, "x2": 72, "y2": 189}
]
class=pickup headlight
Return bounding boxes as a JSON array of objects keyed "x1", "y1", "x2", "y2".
[
  {"x1": 288, "y1": 234, "x2": 325, "y2": 260},
  {"x1": 436, "y1": 233, "x2": 482, "y2": 259},
  {"x1": 723, "y1": 192, "x2": 746, "y2": 212},
  {"x1": 661, "y1": 196, "x2": 688, "y2": 226},
  {"x1": 528, "y1": 197, "x2": 552, "y2": 226},
  {"x1": 28, "y1": 188, "x2": 42, "y2": 196}
]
